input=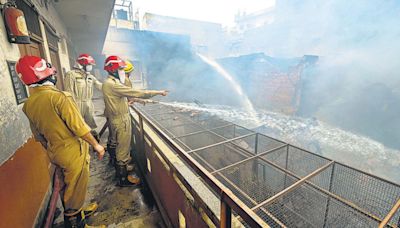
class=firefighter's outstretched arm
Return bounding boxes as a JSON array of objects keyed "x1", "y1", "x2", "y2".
[{"x1": 113, "y1": 82, "x2": 168, "y2": 99}]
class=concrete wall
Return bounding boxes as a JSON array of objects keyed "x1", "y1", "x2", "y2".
[
  {"x1": 0, "y1": 8, "x2": 32, "y2": 165},
  {"x1": 0, "y1": 1, "x2": 75, "y2": 227}
]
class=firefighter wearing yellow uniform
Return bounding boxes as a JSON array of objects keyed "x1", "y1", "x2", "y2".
[
  {"x1": 105, "y1": 60, "x2": 141, "y2": 168},
  {"x1": 16, "y1": 56, "x2": 105, "y2": 228},
  {"x1": 103, "y1": 56, "x2": 168, "y2": 186},
  {"x1": 64, "y1": 54, "x2": 102, "y2": 139},
  {"x1": 123, "y1": 61, "x2": 152, "y2": 106}
]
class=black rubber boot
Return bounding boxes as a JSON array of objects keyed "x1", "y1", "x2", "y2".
[
  {"x1": 64, "y1": 210, "x2": 84, "y2": 228},
  {"x1": 116, "y1": 164, "x2": 141, "y2": 187},
  {"x1": 106, "y1": 145, "x2": 116, "y2": 167}
]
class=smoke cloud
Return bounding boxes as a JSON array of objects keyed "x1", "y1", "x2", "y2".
[
  {"x1": 238, "y1": 0, "x2": 400, "y2": 149},
  {"x1": 108, "y1": 0, "x2": 400, "y2": 150}
]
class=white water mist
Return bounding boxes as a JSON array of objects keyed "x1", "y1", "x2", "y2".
[
  {"x1": 196, "y1": 53, "x2": 261, "y2": 126},
  {"x1": 161, "y1": 101, "x2": 400, "y2": 184}
]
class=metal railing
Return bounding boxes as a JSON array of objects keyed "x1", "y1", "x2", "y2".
[
  {"x1": 131, "y1": 104, "x2": 400, "y2": 228},
  {"x1": 132, "y1": 106, "x2": 268, "y2": 227}
]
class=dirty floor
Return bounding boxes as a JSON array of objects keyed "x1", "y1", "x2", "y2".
[{"x1": 53, "y1": 94, "x2": 164, "y2": 228}]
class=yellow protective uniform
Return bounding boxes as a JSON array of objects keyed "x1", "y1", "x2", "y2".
[
  {"x1": 22, "y1": 86, "x2": 91, "y2": 211},
  {"x1": 64, "y1": 69, "x2": 102, "y2": 128},
  {"x1": 102, "y1": 76, "x2": 159, "y2": 165},
  {"x1": 124, "y1": 77, "x2": 133, "y2": 88},
  {"x1": 107, "y1": 77, "x2": 133, "y2": 146}
]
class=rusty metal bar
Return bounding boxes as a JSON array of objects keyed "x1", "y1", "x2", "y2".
[
  {"x1": 257, "y1": 156, "x2": 384, "y2": 223},
  {"x1": 186, "y1": 133, "x2": 256, "y2": 154},
  {"x1": 254, "y1": 133, "x2": 259, "y2": 154},
  {"x1": 160, "y1": 112, "x2": 257, "y2": 156},
  {"x1": 188, "y1": 120, "x2": 244, "y2": 137},
  {"x1": 235, "y1": 207, "x2": 288, "y2": 228},
  {"x1": 191, "y1": 152, "x2": 258, "y2": 205},
  {"x1": 257, "y1": 131, "x2": 288, "y2": 145},
  {"x1": 208, "y1": 132, "x2": 256, "y2": 157},
  {"x1": 260, "y1": 209, "x2": 287, "y2": 228},
  {"x1": 139, "y1": 115, "x2": 145, "y2": 149},
  {"x1": 379, "y1": 199, "x2": 400, "y2": 228},
  {"x1": 210, "y1": 144, "x2": 288, "y2": 175},
  {"x1": 172, "y1": 123, "x2": 234, "y2": 139},
  {"x1": 289, "y1": 144, "x2": 333, "y2": 162},
  {"x1": 220, "y1": 199, "x2": 232, "y2": 228},
  {"x1": 251, "y1": 134, "x2": 260, "y2": 182},
  {"x1": 156, "y1": 114, "x2": 184, "y2": 121},
  {"x1": 147, "y1": 110, "x2": 175, "y2": 117},
  {"x1": 135, "y1": 104, "x2": 397, "y2": 227},
  {"x1": 143, "y1": 107, "x2": 229, "y2": 143},
  {"x1": 132, "y1": 106, "x2": 268, "y2": 227},
  {"x1": 252, "y1": 161, "x2": 335, "y2": 210},
  {"x1": 322, "y1": 163, "x2": 335, "y2": 228},
  {"x1": 170, "y1": 112, "x2": 246, "y2": 139},
  {"x1": 333, "y1": 160, "x2": 400, "y2": 187},
  {"x1": 192, "y1": 153, "x2": 284, "y2": 227},
  {"x1": 172, "y1": 137, "x2": 193, "y2": 151},
  {"x1": 141, "y1": 131, "x2": 221, "y2": 227},
  {"x1": 154, "y1": 144, "x2": 221, "y2": 226},
  {"x1": 135, "y1": 114, "x2": 221, "y2": 226},
  {"x1": 163, "y1": 121, "x2": 199, "y2": 131},
  {"x1": 283, "y1": 144, "x2": 290, "y2": 190}
]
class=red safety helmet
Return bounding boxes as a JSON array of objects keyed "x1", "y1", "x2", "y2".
[
  {"x1": 77, "y1": 54, "x2": 95, "y2": 66},
  {"x1": 104, "y1": 55, "x2": 126, "y2": 73},
  {"x1": 16, "y1": 56, "x2": 56, "y2": 85}
]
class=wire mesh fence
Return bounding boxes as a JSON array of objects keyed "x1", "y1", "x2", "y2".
[{"x1": 134, "y1": 104, "x2": 400, "y2": 227}]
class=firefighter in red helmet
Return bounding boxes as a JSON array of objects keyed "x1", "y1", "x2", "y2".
[
  {"x1": 64, "y1": 54, "x2": 102, "y2": 140},
  {"x1": 17, "y1": 55, "x2": 105, "y2": 228},
  {"x1": 102, "y1": 55, "x2": 168, "y2": 186}
]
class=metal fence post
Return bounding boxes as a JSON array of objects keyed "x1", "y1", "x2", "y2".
[
  {"x1": 139, "y1": 115, "x2": 145, "y2": 151},
  {"x1": 220, "y1": 199, "x2": 232, "y2": 228},
  {"x1": 323, "y1": 162, "x2": 336, "y2": 228}
]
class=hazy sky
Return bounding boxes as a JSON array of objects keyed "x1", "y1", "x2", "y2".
[{"x1": 134, "y1": 0, "x2": 276, "y2": 26}]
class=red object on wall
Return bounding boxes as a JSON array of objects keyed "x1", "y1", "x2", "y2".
[{"x1": 3, "y1": 3, "x2": 31, "y2": 44}]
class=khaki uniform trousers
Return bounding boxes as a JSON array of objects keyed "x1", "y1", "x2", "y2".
[
  {"x1": 55, "y1": 139, "x2": 90, "y2": 210},
  {"x1": 108, "y1": 113, "x2": 132, "y2": 165}
]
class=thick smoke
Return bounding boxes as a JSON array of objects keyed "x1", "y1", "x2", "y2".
[
  {"x1": 118, "y1": 0, "x2": 400, "y2": 150},
  {"x1": 126, "y1": 30, "x2": 245, "y2": 107},
  {"x1": 243, "y1": 0, "x2": 400, "y2": 149}
]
